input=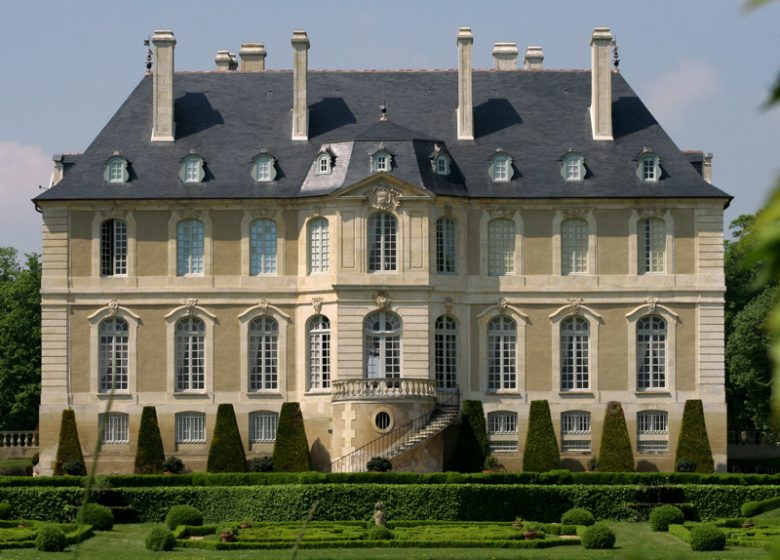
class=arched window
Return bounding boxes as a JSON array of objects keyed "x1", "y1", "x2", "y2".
[
  {"x1": 101, "y1": 219, "x2": 127, "y2": 277},
  {"x1": 561, "y1": 411, "x2": 591, "y2": 452},
  {"x1": 637, "y1": 316, "x2": 667, "y2": 390},
  {"x1": 105, "y1": 156, "x2": 128, "y2": 184},
  {"x1": 368, "y1": 213, "x2": 397, "y2": 272},
  {"x1": 638, "y1": 154, "x2": 660, "y2": 183},
  {"x1": 489, "y1": 151, "x2": 513, "y2": 182},
  {"x1": 308, "y1": 218, "x2": 329, "y2": 274},
  {"x1": 436, "y1": 218, "x2": 456, "y2": 274},
  {"x1": 177, "y1": 219, "x2": 204, "y2": 276},
  {"x1": 99, "y1": 317, "x2": 129, "y2": 392},
  {"x1": 637, "y1": 410, "x2": 668, "y2": 452},
  {"x1": 248, "y1": 317, "x2": 278, "y2": 391},
  {"x1": 175, "y1": 317, "x2": 205, "y2": 391},
  {"x1": 639, "y1": 218, "x2": 666, "y2": 273},
  {"x1": 560, "y1": 316, "x2": 589, "y2": 390},
  {"x1": 561, "y1": 218, "x2": 588, "y2": 275},
  {"x1": 250, "y1": 219, "x2": 277, "y2": 275},
  {"x1": 249, "y1": 411, "x2": 278, "y2": 443},
  {"x1": 487, "y1": 316, "x2": 516, "y2": 390},
  {"x1": 364, "y1": 311, "x2": 401, "y2": 378},
  {"x1": 434, "y1": 315, "x2": 457, "y2": 389},
  {"x1": 487, "y1": 218, "x2": 515, "y2": 275},
  {"x1": 308, "y1": 315, "x2": 331, "y2": 389}
]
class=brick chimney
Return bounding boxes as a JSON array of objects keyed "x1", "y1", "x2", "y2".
[
  {"x1": 151, "y1": 30, "x2": 176, "y2": 142},
  {"x1": 239, "y1": 43, "x2": 267, "y2": 71},
  {"x1": 524, "y1": 46, "x2": 544, "y2": 70},
  {"x1": 590, "y1": 27, "x2": 614, "y2": 141},
  {"x1": 291, "y1": 30, "x2": 310, "y2": 141},
  {"x1": 492, "y1": 42, "x2": 518, "y2": 70},
  {"x1": 456, "y1": 27, "x2": 474, "y2": 140}
]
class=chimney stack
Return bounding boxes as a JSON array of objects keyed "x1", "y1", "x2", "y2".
[
  {"x1": 456, "y1": 27, "x2": 474, "y2": 140},
  {"x1": 239, "y1": 43, "x2": 267, "y2": 71},
  {"x1": 151, "y1": 30, "x2": 176, "y2": 142},
  {"x1": 291, "y1": 30, "x2": 310, "y2": 141},
  {"x1": 703, "y1": 153, "x2": 713, "y2": 184},
  {"x1": 215, "y1": 50, "x2": 232, "y2": 71},
  {"x1": 492, "y1": 42, "x2": 518, "y2": 70},
  {"x1": 590, "y1": 27, "x2": 614, "y2": 141},
  {"x1": 524, "y1": 46, "x2": 544, "y2": 70}
]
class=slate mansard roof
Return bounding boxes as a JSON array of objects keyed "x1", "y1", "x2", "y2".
[{"x1": 36, "y1": 69, "x2": 731, "y2": 202}]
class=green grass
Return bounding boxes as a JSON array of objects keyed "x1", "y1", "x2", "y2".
[{"x1": 754, "y1": 508, "x2": 780, "y2": 526}]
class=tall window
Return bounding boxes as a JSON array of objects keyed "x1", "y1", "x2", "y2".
[
  {"x1": 308, "y1": 315, "x2": 331, "y2": 390},
  {"x1": 176, "y1": 412, "x2": 206, "y2": 444},
  {"x1": 99, "y1": 318, "x2": 128, "y2": 392},
  {"x1": 561, "y1": 411, "x2": 591, "y2": 452},
  {"x1": 637, "y1": 316, "x2": 667, "y2": 390},
  {"x1": 308, "y1": 218, "x2": 329, "y2": 274},
  {"x1": 364, "y1": 311, "x2": 401, "y2": 378},
  {"x1": 436, "y1": 218, "x2": 456, "y2": 274},
  {"x1": 488, "y1": 218, "x2": 515, "y2": 275},
  {"x1": 560, "y1": 316, "x2": 589, "y2": 390},
  {"x1": 248, "y1": 317, "x2": 278, "y2": 391},
  {"x1": 487, "y1": 316, "x2": 516, "y2": 390},
  {"x1": 101, "y1": 219, "x2": 127, "y2": 276},
  {"x1": 637, "y1": 410, "x2": 668, "y2": 452},
  {"x1": 639, "y1": 218, "x2": 666, "y2": 273},
  {"x1": 100, "y1": 413, "x2": 129, "y2": 444},
  {"x1": 434, "y1": 316, "x2": 457, "y2": 389},
  {"x1": 249, "y1": 411, "x2": 278, "y2": 443},
  {"x1": 175, "y1": 317, "x2": 205, "y2": 391},
  {"x1": 561, "y1": 218, "x2": 588, "y2": 275},
  {"x1": 177, "y1": 219, "x2": 204, "y2": 276},
  {"x1": 368, "y1": 213, "x2": 397, "y2": 272},
  {"x1": 250, "y1": 219, "x2": 277, "y2": 275}
]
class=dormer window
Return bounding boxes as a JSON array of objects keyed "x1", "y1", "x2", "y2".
[
  {"x1": 489, "y1": 150, "x2": 513, "y2": 183},
  {"x1": 180, "y1": 153, "x2": 205, "y2": 184},
  {"x1": 251, "y1": 151, "x2": 278, "y2": 183},
  {"x1": 104, "y1": 155, "x2": 129, "y2": 184},
  {"x1": 370, "y1": 146, "x2": 393, "y2": 173},
  {"x1": 315, "y1": 149, "x2": 334, "y2": 175},
  {"x1": 636, "y1": 150, "x2": 661, "y2": 183},
  {"x1": 561, "y1": 152, "x2": 585, "y2": 182},
  {"x1": 430, "y1": 147, "x2": 451, "y2": 176}
]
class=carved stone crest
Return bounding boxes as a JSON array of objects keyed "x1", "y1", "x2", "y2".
[
  {"x1": 311, "y1": 297, "x2": 323, "y2": 314},
  {"x1": 375, "y1": 292, "x2": 391, "y2": 310},
  {"x1": 497, "y1": 297, "x2": 508, "y2": 314},
  {"x1": 256, "y1": 298, "x2": 269, "y2": 314},
  {"x1": 249, "y1": 207, "x2": 276, "y2": 219},
  {"x1": 567, "y1": 297, "x2": 583, "y2": 315},
  {"x1": 488, "y1": 208, "x2": 515, "y2": 219},
  {"x1": 106, "y1": 299, "x2": 120, "y2": 317},
  {"x1": 639, "y1": 207, "x2": 665, "y2": 219},
  {"x1": 367, "y1": 185, "x2": 401, "y2": 211},
  {"x1": 645, "y1": 297, "x2": 659, "y2": 312},
  {"x1": 184, "y1": 298, "x2": 199, "y2": 316},
  {"x1": 562, "y1": 208, "x2": 587, "y2": 220}
]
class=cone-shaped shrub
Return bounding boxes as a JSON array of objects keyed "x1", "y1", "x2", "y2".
[
  {"x1": 598, "y1": 402, "x2": 634, "y2": 472},
  {"x1": 523, "y1": 400, "x2": 560, "y2": 472},
  {"x1": 54, "y1": 409, "x2": 85, "y2": 476},
  {"x1": 675, "y1": 399, "x2": 714, "y2": 473},
  {"x1": 207, "y1": 403, "x2": 247, "y2": 472},
  {"x1": 134, "y1": 406, "x2": 165, "y2": 474},
  {"x1": 272, "y1": 402, "x2": 311, "y2": 472},
  {"x1": 455, "y1": 400, "x2": 490, "y2": 472}
]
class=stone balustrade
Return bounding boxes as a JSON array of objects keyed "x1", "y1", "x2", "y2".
[
  {"x1": 0, "y1": 431, "x2": 39, "y2": 448},
  {"x1": 331, "y1": 378, "x2": 437, "y2": 401}
]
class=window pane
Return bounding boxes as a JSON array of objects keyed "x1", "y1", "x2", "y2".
[
  {"x1": 101, "y1": 413, "x2": 129, "y2": 444},
  {"x1": 561, "y1": 317, "x2": 589, "y2": 390},
  {"x1": 308, "y1": 218, "x2": 329, "y2": 273},
  {"x1": 637, "y1": 316, "x2": 667, "y2": 389},
  {"x1": 368, "y1": 213, "x2": 397, "y2": 272},
  {"x1": 488, "y1": 412, "x2": 517, "y2": 434},
  {"x1": 436, "y1": 218, "x2": 456, "y2": 274},
  {"x1": 637, "y1": 410, "x2": 668, "y2": 452},
  {"x1": 175, "y1": 317, "x2": 205, "y2": 391},
  {"x1": 249, "y1": 412, "x2": 278, "y2": 443},
  {"x1": 249, "y1": 317, "x2": 278, "y2": 390},
  {"x1": 487, "y1": 317, "x2": 516, "y2": 390},
  {"x1": 364, "y1": 311, "x2": 401, "y2": 378},
  {"x1": 640, "y1": 218, "x2": 666, "y2": 273},
  {"x1": 177, "y1": 220, "x2": 204, "y2": 276},
  {"x1": 101, "y1": 219, "x2": 127, "y2": 276},
  {"x1": 434, "y1": 316, "x2": 457, "y2": 389},
  {"x1": 561, "y1": 219, "x2": 588, "y2": 274},
  {"x1": 308, "y1": 316, "x2": 330, "y2": 389},
  {"x1": 488, "y1": 219, "x2": 515, "y2": 275},
  {"x1": 250, "y1": 219, "x2": 277, "y2": 275},
  {"x1": 176, "y1": 413, "x2": 206, "y2": 443},
  {"x1": 561, "y1": 411, "x2": 591, "y2": 452},
  {"x1": 99, "y1": 318, "x2": 129, "y2": 392},
  {"x1": 184, "y1": 159, "x2": 200, "y2": 182}
]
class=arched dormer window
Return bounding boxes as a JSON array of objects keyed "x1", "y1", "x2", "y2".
[
  {"x1": 252, "y1": 150, "x2": 278, "y2": 183},
  {"x1": 315, "y1": 149, "x2": 334, "y2": 175},
  {"x1": 488, "y1": 149, "x2": 513, "y2": 183},
  {"x1": 635, "y1": 149, "x2": 661, "y2": 183},
  {"x1": 180, "y1": 152, "x2": 205, "y2": 184},
  {"x1": 370, "y1": 145, "x2": 393, "y2": 173},
  {"x1": 430, "y1": 145, "x2": 451, "y2": 176},
  {"x1": 104, "y1": 154, "x2": 129, "y2": 184},
  {"x1": 560, "y1": 151, "x2": 585, "y2": 182}
]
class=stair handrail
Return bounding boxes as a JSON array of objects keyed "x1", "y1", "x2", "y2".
[{"x1": 330, "y1": 386, "x2": 460, "y2": 473}]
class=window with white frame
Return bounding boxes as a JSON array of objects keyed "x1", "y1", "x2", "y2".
[
  {"x1": 489, "y1": 440, "x2": 518, "y2": 453},
  {"x1": 175, "y1": 317, "x2": 205, "y2": 391},
  {"x1": 561, "y1": 411, "x2": 591, "y2": 452},
  {"x1": 176, "y1": 219, "x2": 204, "y2": 276},
  {"x1": 100, "y1": 413, "x2": 129, "y2": 444},
  {"x1": 253, "y1": 154, "x2": 277, "y2": 182},
  {"x1": 372, "y1": 150, "x2": 391, "y2": 172},
  {"x1": 364, "y1": 311, "x2": 401, "y2": 379},
  {"x1": 436, "y1": 218, "x2": 456, "y2": 274},
  {"x1": 176, "y1": 412, "x2": 206, "y2": 444},
  {"x1": 488, "y1": 411, "x2": 518, "y2": 435},
  {"x1": 316, "y1": 153, "x2": 332, "y2": 175},
  {"x1": 249, "y1": 411, "x2": 278, "y2": 443},
  {"x1": 248, "y1": 316, "x2": 278, "y2": 391},
  {"x1": 637, "y1": 410, "x2": 668, "y2": 453},
  {"x1": 560, "y1": 316, "x2": 589, "y2": 391},
  {"x1": 434, "y1": 315, "x2": 457, "y2": 389},
  {"x1": 490, "y1": 153, "x2": 512, "y2": 182},
  {"x1": 561, "y1": 218, "x2": 588, "y2": 275},
  {"x1": 181, "y1": 155, "x2": 204, "y2": 184},
  {"x1": 638, "y1": 155, "x2": 660, "y2": 183},
  {"x1": 639, "y1": 218, "x2": 666, "y2": 273},
  {"x1": 434, "y1": 154, "x2": 450, "y2": 175},
  {"x1": 637, "y1": 316, "x2": 667, "y2": 390},
  {"x1": 562, "y1": 153, "x2": 584, "y2": 182},
  {"x1": 308, "y1": 315, "x2": 331, "y2": 390},
  {"x1": 101, "y1": 219, "x2": 127, "y2": 277},
  {"x1": 368, "y1": 213, "x2": 397, "y2": 272},
  {"x1": 99, "y1": 317, "x2": 129, "y2": 392},
  {"x1": 106, "y1": 157, "x2": 128, "y2": 184},
  {"x1": 308, "y1": 218, "x2": 329, "y2": 274},
  {"x1": 487, "y1": 316, "x2": 516, "y2": 390},
  {"x1": 250, "y1": 219, "x2": 277, "y2": 275},
  {"x1": 487, "y1": 218, "x2": 515, "y2": 275}
]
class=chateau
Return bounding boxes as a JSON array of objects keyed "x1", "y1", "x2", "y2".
[{"x1": 34, "y1": 27, "x2": 730, "y2": 474}]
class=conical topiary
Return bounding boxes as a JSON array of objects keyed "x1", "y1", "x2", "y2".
[
  {"x1": 272, "y1": 403, "x2": 311, "y2": 472},
  {"x1": 134, "y1": 406, "x2": 165, "y2": 474},
  {"x1": 674, "y1": 399, "x2": 714, "y2": 473},
  {"x1": 598, "y1": 402, "x2": 635, "y2": 472},
  {"x1": 207, "y1": 403, "x2": 247, "y2": 472},
  {"x1": 54, "y1": 409, "x2": 85, "y2": 476},
  {"x1": 454, "y1": 400, "x2": 491, "y2": 472},
  {"x1": 522, "y1": 400, "x2": 560, "y2": 472}
]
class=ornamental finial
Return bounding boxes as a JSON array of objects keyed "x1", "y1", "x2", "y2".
[{"x1": 379, "y1": 100, "x2": 388, "y2": 122}]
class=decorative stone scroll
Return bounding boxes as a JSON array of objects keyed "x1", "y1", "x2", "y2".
[
  {"x1": 375, "y1": 292, "x2": 391, "y2": 310},
  {"x1": 106, "y1": 299, "x2": 120, "y2": 317},
  {"x1": 567, "y1": 297, "x2": 583, "y2": 315},
  {"x1": 367, "y1": 185, "x2": 401, "y2": 211},
  {"x1": 312, "y1": 297, "x2": 323, "y2": 314},
  {"x1": 184, "y1": 298, "x2": 199, "y2": 316}
]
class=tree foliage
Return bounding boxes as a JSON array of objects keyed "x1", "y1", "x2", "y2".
[
  {"x1": 134, "y1": 406, "x2": 165, "y2": 474},
  {"x1": 54, "y1": 409, "x2": 85, "y2": 476},
  {"x1": 272, "y1": 402, "x2": 311, "y2": 472},
  {"x1": 675, "y1": 399, "x2": 714, "y2": 473},
  {"x1": 598, "y1": 402, "x2": 634, "y2": 472},
  {"x1": 455, "y1": 400, "x2": 490, "y2": 472},
  {"x1": 207, "y1": 403, "x2": 247, "y2": 472},
  {"x1": 522, "y1": 400, "x2": 560, "y2": 472},
  {"x1": 0, "y1": 248, "x2": 41, "y2": 430}
]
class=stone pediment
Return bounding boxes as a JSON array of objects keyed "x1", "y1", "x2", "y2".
[{"x1": 332, "y1": 176, "x2": 433, "y2": 209}]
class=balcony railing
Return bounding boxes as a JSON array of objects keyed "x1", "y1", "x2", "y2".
[
  {"x1": 331, "y1": 378, "x2": 437, "y2": 401},
  {"x1": 0, "y1": 431, "x2": 39, "y2": 448}
]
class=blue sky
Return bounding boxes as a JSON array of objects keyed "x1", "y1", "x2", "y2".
[{"x1": 1, "y1": 0, "x2": 778, "y2": 255}]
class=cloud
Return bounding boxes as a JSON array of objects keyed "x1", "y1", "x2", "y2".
[
  {"x1": 644, "y1": 58, "x2": 720, "y2": 125},
  {"x1": 0, "y1": 142, "x2": 50, "y2": 255}
]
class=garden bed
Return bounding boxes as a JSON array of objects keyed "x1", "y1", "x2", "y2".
[{"x1": 0, "y1": 519, "x2": 93, "y2": 549}]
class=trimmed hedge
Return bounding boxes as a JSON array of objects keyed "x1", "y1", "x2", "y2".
[
  {"x1": 741, "y1": 495, "x2": 780, "y2": 517},
  {"x1": 560, "y1": 507, "x2": 594, "y2": 526},
  {"x1": 272, "y1": 403, "x2": 311, "y2": 472},
  {"x1": 455, "y1": 401, "x2": 490, "y2": 472},
  {"x1": 675, "y1": 400, "x2": 714, "y2": 473},
  {"x1": 690, "y1": 525, "x2": 726, "y2": 551},
  {"x1": 165, "y1": 504, "x2": 203, "y2": 530},
  {"x1": 79, "y1": 503, "x2": 114, "y2": 531},
  {"x1": 36, "y1": 524, "x2": 67, "y2": 552},
  {"x1": 146, "y1": 526, "x2": 176, "y2": 551},
  {"x1": 649, "y1": 505, "x2": 685, "y2": 531},
  {"x1": 207, "y1": 404, "x2": 247, "y2": 473},
  {"x1": 598, "y1": 402, "x2": 634, "y2": 472},
  {"x1": 134, "y1": 406, "x2": 165, "y2": 475},
  {"x1": 580, "y1": 523, "x2": 615, "y2": 549},
  {"x1": 522, "y1": 400, "x2": 560, "y2": 472},
  {"x1": 54, "y1": 409, "x2": 85, "y2": 476}
]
